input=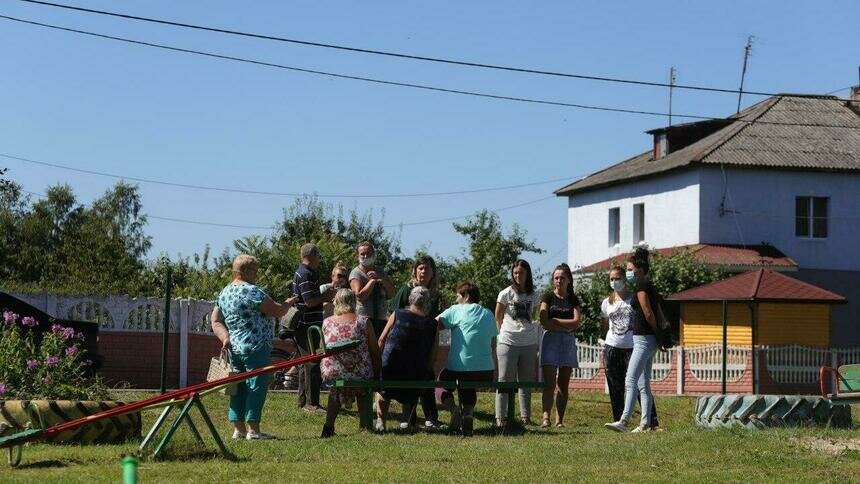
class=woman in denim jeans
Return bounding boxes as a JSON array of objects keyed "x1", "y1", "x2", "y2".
[{"x1": 605, "y1": 248, "x2": 660, "y2": 433}]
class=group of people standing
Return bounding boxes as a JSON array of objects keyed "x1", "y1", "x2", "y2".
[{"x1": 210, "y1": 242, "x2": 663, "y2": 440}]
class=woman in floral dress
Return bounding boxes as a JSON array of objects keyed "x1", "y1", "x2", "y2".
[{"x1": 320, "y1": 288, "x2": 381, "y2": 437}]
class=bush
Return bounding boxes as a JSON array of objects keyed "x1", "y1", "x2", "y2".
[{"x1": 0, "y1": 311, "x2": 109, "y2": 400}]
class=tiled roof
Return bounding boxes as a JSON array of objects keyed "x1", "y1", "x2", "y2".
[
  {"x1": 579, "y1": 243, "x2": 797, "y2": 274},
  {"x1": 555, "y1": 94, "x2": 860, "y2": 196},
  {"x1": 667, "y1": 269, "x2": 846, "y2": 303}
]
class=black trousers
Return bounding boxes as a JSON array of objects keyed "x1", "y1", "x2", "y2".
[
  {"x1": 603, "y1": 344, "x2": 659, "y2": 426},
  {"x1": 296, "y1": 324, "x2": 322, "y2": 408}
]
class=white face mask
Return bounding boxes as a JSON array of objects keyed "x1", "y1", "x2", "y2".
[
  {"x1": 359, "y1": 255, "x2": 375, "y2": 267},
  {"x1": 610, "y1": 280, "x2": 625, "y2": 292}
]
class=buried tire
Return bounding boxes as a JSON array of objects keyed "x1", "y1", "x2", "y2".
[
  {"x1": 0, "y1": 400, "x2": 141, "y2": 444},
  {"x1": 694, "y1": 394, "x2": 852, "y2": 429}
]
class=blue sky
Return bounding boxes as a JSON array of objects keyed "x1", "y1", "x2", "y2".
[{"x1": 1, "y1": 1, "x2": 857, "y2": 273}]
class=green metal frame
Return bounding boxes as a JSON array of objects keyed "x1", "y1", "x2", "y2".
[{"x1": 139, "y1": 393, "x2": 232, "y2": 460}]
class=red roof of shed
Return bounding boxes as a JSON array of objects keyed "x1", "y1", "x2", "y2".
[
  {"x1": 667, "y1": 269, "x2": 846, "y2": 303},
  {"x1": 580, "y1": 244, "x2": 797, "y2": 273}
]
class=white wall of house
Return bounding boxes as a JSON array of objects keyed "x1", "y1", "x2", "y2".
[
  {"x1": 566, "y1": 168, "x2": 701, "y2": 269},
  {"x1": 698, "y1": 167, "x2": 860, "y2": 271}
]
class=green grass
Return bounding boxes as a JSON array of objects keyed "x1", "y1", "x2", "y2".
[{"x1": 5, "y1": 391, "x2": 860, "y2": 483}]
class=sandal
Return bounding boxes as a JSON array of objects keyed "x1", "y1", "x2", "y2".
[
  {"x1": 555, "y1": 422, "x2": 565, "y2": 428},
  {"x1": 540, "y1": 417, "x2": 551, "y2": 428}
]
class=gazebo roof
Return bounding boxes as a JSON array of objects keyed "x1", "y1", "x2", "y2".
[{"x1": 667, "y1": 269, "x2": 846, "y2": 304}]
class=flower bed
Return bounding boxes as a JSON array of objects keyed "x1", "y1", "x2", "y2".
[{"x1": 0, "y1": 311, "x2": 139, "y2": 444}]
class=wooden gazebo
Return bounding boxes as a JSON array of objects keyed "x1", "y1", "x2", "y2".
[{"x1": 668, "y1": 269, "x2": 845, "y2": 393}]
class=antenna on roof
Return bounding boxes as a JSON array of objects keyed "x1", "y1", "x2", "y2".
[
  {"x1": 668, "y1": 66, "x2": 677, "y2": 127},
  {"x1": 736, "y1": 35, "x2": 755, "y2": 114}
]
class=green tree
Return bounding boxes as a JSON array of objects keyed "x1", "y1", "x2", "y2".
[{"x1": 442, "y1": 210, "x2": 543, "y2": 309}]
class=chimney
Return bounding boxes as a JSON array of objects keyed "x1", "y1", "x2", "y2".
[{"x1": 652, "y1": 133, "x2": 668, "y2": 160}]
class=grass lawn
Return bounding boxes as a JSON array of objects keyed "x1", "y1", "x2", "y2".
[{"x1": 4, "y1": 391, "x2": 860, "y2": 482}]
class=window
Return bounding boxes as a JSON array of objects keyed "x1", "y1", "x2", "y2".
[
  {"x1": 608, "y1": 207, "x2": 620, "y2": 246},
  {"x1": 795, "y1": 196, "x2": 828, "y2": 238},
  {"x1": 633, "y1": 203, "x2": 645, "y2": 244}
]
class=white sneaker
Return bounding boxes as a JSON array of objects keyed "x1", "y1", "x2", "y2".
[
  {"x1": 246, "y1": 431, "x2": 277, "y2": 440},
  {"x1": 604, "y1": 421, "x2": 628, "y2": 433},
  {"x1": 231, "y1": 430, "x2": 246, "y2": 440},
  {"x1": 398, "y1": 421, "x2": 410, "y2": 430},
  {"x1": 631, "y1": 425, "x2": 651, "y2": 433}
]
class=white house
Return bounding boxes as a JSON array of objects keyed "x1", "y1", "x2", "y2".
[{"x1": 555, "y1": 90, "x2": 860, "y2": 345}]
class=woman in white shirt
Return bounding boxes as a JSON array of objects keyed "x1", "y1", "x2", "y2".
[
  {"x1": 495, "y1": 259, "x2": 540, "y2": 426},
  {"x1": 600, "y1": 266, "x2": 658, "y2": 428}
]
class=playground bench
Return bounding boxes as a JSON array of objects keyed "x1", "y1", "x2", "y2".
[
  {"x1": 334, "y1": 379, "x2": 545, "y2": 431},
  {"x1": 820, "y1": 364, "x2": 860, "y2": 403}
]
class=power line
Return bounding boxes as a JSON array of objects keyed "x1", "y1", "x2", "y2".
[
  {"x1": 384, "y1": 196, "x2": 555, "y2": 228},
  {"x1": 1, "y1": 152, "x2": 579, "y2": 199},
  {"x1": 20, "y1": 189, "x2": 558, "y2": 230},
  {"x1": 17, "y1": 0, "x2": 778, "y2": 97},
  {"x1": 0, "y1": 14, "x2": 713, "y2": 121},
  {"x1": 3, "y1": 14, "x2": 858, "y2": 130}
]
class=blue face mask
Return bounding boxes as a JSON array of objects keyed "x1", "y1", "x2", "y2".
[{"x1": 626, "y1": 270, "x2": 636, "y2": 283}]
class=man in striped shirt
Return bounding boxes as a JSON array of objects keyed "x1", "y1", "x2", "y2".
[{"x1": 294, "y1": 243, "x2": 336, "y2": 412}]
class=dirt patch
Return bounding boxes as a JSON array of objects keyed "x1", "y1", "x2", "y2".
[{"x1": 793, "y1": 437, "x2": 860, "y2": 456}]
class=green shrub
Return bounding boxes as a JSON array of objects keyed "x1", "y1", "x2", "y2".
[{"x1": 0, "y1": 310, "x2": 109, "y2": 400}]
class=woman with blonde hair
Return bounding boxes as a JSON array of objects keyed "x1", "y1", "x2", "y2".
[
  {"x1": 320, "y1": 288, "x2": 381, "y2": 437},
  {"x1": 211, "y1": 254, "x2": 298, "y2": 440}
]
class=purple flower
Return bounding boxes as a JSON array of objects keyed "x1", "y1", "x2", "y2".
[
  {"x1": 21, "y1": 316, "x2": 37, "y2": 327},
  {"x1": 62, "y1": 327, "x2": 75, "y2": 340},
  {"x1": 26, "y1": 359, "x2": 39, "y2": 369},
  {"x1": 44, "y1": 356, "x2": 60, "y2": 366},
  {"x1": 65, "y1": 346, "x2": 79, "y2": 356},
  {"x1": 51, "y1": 324, "x2": 64, "y2": 333},
  {"x1": 0, "y1": 383, "x2": 6, "y2": 395},
  {"x1": 3, "y1": 311, "x2": 17, "y2": 325}
]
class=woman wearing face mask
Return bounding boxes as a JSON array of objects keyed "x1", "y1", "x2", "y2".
[
  {"x1": 605, "y1": 248, "x2": 661, "y2": 433},
  {"x1": 350, "y1": 241, "x2": 396, "y2": 338},
  {"x1": 537, "y1": 263, "x2": 581, "y2": 428},
  {"x1": 495, "y1": 259, "x2": 540, "y2": 426},
  {"x1": 389, "y1": 255, "x2": 442, "y2": 428},
  {"x1": 601, "y1": 266, "x2": 659, "y2": 427}
]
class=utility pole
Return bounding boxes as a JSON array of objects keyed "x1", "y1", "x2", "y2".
[
  {"x1": 736, "y1": 35, "x2": 754, "y2": 114},
  {"x1": 668, "y1": 66, "x2": 677, "y2": 127}
]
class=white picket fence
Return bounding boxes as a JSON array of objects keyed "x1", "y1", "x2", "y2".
[
  {"x1": 686, "y1": 344, "x2": 750, "y2": 383},
  {"x1": 13, "y1": 292, "x2": 860, "y2": 393},
  {"x1": 569, "y1": 341, "x2": 675, "y2": 382}
]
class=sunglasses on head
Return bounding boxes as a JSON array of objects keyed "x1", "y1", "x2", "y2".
[{"x1": 334, "y1": 273, "x2": 346, "y2": 279}]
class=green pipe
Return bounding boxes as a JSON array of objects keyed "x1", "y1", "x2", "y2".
[
  {"x1": 160, "y1": 266, "x2": 173, "y2": 394},
  {"x1": 122, "y1": 455, "x2": 138, "y2": 484}
]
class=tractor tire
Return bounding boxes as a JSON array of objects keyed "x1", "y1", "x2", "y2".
[
  {"x1": 0, "y1": 400, "x2": 141, "y2": 444},
  {"x1": 694, "y1": 394, "x2": 851, "y2": 429}
]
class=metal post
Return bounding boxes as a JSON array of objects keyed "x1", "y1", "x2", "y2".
[
  {"x1": 721, "y1": 300, "x2": 728, "y2": 395},
  {"x1": 160, "y1": 266, "x2": 173, "y2": 394}
]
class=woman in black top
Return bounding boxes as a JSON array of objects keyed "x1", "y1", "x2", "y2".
[
  {"x1": 605, "y1": 248, "x2": 660, "y2": 433},
  {"x1": 537, "y1": 263, "x2": 581, "y2": 428},
  {"x1": 375, "y1": 286, "x2": 438, "y2": 431}
]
